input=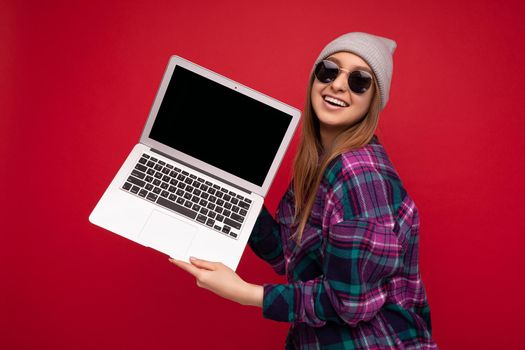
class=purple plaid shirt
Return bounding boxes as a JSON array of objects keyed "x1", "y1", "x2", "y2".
[{"x1": 249, "y1": 136, "x2": 437, "y2": 349}]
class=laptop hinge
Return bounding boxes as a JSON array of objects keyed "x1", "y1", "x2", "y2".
[{"x1": 150, "y1": 148, "x2": 251, "y2": 195}]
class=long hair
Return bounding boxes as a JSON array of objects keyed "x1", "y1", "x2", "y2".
[{"x1": 291, "y1": 72, "x2": 382, "y2": 243}]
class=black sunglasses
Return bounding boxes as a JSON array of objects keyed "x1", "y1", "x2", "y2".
[{"x1": 314, "y1": 60, "x2": 373, "y2": 94}]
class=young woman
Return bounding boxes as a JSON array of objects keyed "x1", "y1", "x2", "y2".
[{"x1": 171, "y1": 32, "x2": 437, "y2": 349}]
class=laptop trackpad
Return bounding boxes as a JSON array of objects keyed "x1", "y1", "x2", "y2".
[{"x1": 139, "y1": 210, "x2": 197, "y2": 258}]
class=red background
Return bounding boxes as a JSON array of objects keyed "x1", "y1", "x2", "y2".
[{"x1": 2, "y1": 0, "x2": 525, "y2": 349}]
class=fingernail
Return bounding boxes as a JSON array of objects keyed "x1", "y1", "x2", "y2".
[{"x1": 189, "y1": 256, "x2": 196, "y2": 261}]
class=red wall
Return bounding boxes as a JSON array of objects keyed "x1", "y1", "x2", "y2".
[{"x1": 2, "y1": 0, "x2": 525, "y2": 349}]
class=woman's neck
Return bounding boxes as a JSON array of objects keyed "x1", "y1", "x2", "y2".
[{"x1": 320, "y1": 126, "x2": 343, "y2": 151}]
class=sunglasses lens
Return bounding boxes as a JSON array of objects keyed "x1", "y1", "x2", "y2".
[
  {"x1": 348, "y1": 71, "x2": 372, "y2": 94},
  {"x1": 314, "y1": 60, "x2": 339, "y2": 83}
]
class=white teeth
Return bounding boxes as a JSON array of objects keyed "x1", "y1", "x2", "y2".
[{"x1": 324, "y1": 96, "x2": 349, "y2": 107}]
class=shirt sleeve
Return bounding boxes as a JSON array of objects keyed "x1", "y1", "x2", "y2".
[
  {"x1": 262, "y1": 219, "x2": 402, "y2": 326},
  {"x1": 262, "y1": 165, "x2": 405, "y2": 326},
  {"x1": 248, "y1": 205, "x2": 286, "y2": 275}
]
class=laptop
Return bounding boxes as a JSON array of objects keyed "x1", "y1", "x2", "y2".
[{"x1": 89, "y1": 55, "x2": 300, "y2": 271}]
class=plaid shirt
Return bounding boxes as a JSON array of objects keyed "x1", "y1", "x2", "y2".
[{"x1": 248, "y1": 136, "x2": 437, "y2": 349}]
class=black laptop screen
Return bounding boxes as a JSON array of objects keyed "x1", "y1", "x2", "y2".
[{"x1": 148, "y1": 65, "x2": 293, "y2": 187}]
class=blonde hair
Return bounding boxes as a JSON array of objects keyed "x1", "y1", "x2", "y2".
[{"x1": 291, "y1": 73, "x2": 382, "y2": 243}]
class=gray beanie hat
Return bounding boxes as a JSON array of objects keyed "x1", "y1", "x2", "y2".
[{"x1": 314, "y1": 32, "x2": 397, "y2": 109}]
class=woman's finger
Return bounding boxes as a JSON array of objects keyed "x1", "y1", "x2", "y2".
[
  {"x1": 189, "y1": 257, "x2": 218, "y2": 271},
  {"x1": 169, "y1": 258, "x2": 201, "y2": 277}
]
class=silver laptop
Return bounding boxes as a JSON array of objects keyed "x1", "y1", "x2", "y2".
[{"x1": 89, "y1": 55, "x2": 300, "y2": 271}]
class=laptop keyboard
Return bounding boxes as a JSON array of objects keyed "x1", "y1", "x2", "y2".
[{"x1": 121, "y1": 153, "x2": 252, "y2": 239}]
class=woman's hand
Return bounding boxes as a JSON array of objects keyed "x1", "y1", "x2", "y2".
[{"x1": 170, "y1": 257, "x2": 263, "y2": 307}]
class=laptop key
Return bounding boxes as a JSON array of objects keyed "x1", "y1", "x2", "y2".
[
  {"x1": 146, "y1": 192, "x2": 158, "y2": 201},
  {"x1": 157, "y1": 197, "x2": 197, "y2": 219},
  {"x1": 224, "y1": 217, "x2": 241, "y2": 230},
  {"x1": 139, "y1": 189, "x2": 148, "y2": 197},
  {"x1": 122, "y1": 182, "x2": 132, "y2": 190},
  {"x1": 131, "y1": 169, "x2": 146, "y2": 179},
  {"x1": 238, "y1": 201, "x2": 250, "y2": 210},
  {"x1": 196, "y1": 214, "x2": 207, "y2": 224},
  {"x1": 127, "y1": 176, "x2": 145, "y2": 187},
  {"x1": 230, "y1": 212, "x2": 244, "y2": 223},
  {"x1": 135, "y1": 163, "x2": 147, "y2": 172}
]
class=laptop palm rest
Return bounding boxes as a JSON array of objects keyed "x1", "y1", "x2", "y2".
[{"x1": 139, "y1": 210, "x2": 197, "y2": 259}]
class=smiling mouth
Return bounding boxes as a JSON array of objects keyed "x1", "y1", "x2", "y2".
[{"x1": 323, "y1": 95, "x2": 349, "y2": 107}]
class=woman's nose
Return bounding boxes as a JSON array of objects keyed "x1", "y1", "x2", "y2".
[{"x1": 330, "y1": 72, "x2": 348, "y2": 92}]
